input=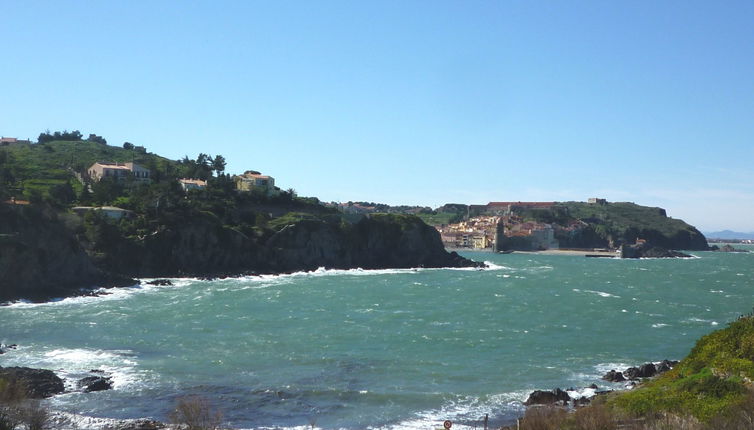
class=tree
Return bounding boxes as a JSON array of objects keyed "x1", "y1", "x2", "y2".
[
  {"x1": 211, "y1": 155, "x2": 226, "y2": 175},
  {"x1": 87, "y1": 134, "x2": 107, "y2": 145},
  {"x1": 48, "y1": 182, "x2": 76, "y2": 207},
  {"x1": 123, "y1": 142, "x2": 135, "y2": 150}
]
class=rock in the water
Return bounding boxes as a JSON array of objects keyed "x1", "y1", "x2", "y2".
[
  {"x1": 714, "y1": 244, "x2": 749, "y2": 253},
  {"x1": 145, "y1": 279, "x2": 173, "y2": 286},
  {"x1": 78, "y1": 376, "x2": 113, "y2": 392},
  {"x1": 0, "y1": 366, "x2": 65, "y2": 398},
  {"x1": 524, "y1": 388, "x2": 571, "y2": 405},
  {"x1": 602, "y1": 369, "x2": 626, "y2": 382},
  {"x1": 620, "y1": 243, "x2": 692, "y2": 259}
]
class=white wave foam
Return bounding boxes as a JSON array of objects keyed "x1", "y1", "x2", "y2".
[
  {"x1": 573, "y1": 289, "x2": 620, "y2": 299},
  {"x1": 652, "y1": 323, "x2": 670, "y2": 328},
  {"x1": 384, "y1": 391, "x2": 527, "y2": 430}
]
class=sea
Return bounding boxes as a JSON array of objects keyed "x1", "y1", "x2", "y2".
[{"x1": 1, "y1": 247, "x2": 753, "y2": 429}]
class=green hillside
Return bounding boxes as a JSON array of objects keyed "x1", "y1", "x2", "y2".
[
  {"x1": 608, "y1": 314, "x2": 754, "y2": 423},
  {"x1": 1, "y1": 140, "x2": 176, "y2": 200}
]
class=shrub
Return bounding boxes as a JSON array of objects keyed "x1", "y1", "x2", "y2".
[{"x1": 169, "y1": 396, "x2": 222, "y2": 430}]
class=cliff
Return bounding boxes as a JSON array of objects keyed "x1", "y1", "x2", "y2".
[
  {"x1": 1, "y1": 205, "x2": 480, "y2": 302},
  {"x1": 0, "y1": 204, "x2": 133, "y2": 302}
]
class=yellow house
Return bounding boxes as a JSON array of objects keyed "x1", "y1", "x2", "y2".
[
  {"x1": 88, "y1": 162, "x2": 150, "y2": 183},
  {"x1": 234, "y1": 171, "x2": 279, "y2": 196}
]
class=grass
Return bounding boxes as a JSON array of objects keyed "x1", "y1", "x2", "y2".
[{"x1": 608, "y1": 315, "x2": 754, "y2": 423}]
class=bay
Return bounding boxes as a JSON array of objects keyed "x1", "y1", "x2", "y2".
[{"x1": 1, "y1": 248, "x2": 753, "y2": 429}]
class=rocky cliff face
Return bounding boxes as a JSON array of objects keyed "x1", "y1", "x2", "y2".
[
  {"x1": 1, "y1": 206, "x2": 480, "y2": 302},
  {"x1": 0, "y1": 205, "x2": 132, "y2": 302},
  {"x1": 265, "y1": 214, "x2": 478, "y2": 272}
]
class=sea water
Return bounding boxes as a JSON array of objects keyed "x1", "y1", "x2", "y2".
[{"x1": 1, "y1": 248, "x2": 754, "y2": 429}]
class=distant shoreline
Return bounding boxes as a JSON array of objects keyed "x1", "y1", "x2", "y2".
[{"x1": 449, "y1": 248, "x2": 619, "y2": 257}]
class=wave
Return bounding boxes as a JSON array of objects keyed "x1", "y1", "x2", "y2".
[
  {"x1": 572, "y1": 289, "x2": 621, "y2": 299},
  {"x1": 1, "y1": 346, "x2": 148, "y2": 393}
]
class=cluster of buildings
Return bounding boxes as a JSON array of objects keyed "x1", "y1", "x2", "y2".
[
  {"x1": 72, "y1": 163, "x2": 281, "y2": 220},
  {"x1": 437, "y1": 216, "x2": 500, "y2": 250},
  {"x1": 85, "y1": 163, "x2": 279, "y2": 196}
]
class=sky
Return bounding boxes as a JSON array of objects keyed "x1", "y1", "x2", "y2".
[{"x1": 1, "y1": 1, "x2": 753, "y2": 232}]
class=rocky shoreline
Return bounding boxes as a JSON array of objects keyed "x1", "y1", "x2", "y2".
[
  {"x1": 2, "y1": 345, "x2": 678, "y2": 430},
  {"x1": 522, "y1": 359, "x2": 679, "y2": 409}
]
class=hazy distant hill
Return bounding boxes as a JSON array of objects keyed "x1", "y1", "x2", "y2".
[{"x1": 704, "y1": 230, "x2": 754, "y2": 240}]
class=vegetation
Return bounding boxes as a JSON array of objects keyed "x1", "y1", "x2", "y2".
[
  {"x1": 0, "y1": 378, "x2": 55, "y2": 430},
  {"x1": 170, "y1": 396, "x2": 223, "y2": 430},
  {"x1": 506, "y1": 314, "x2": 754, "y2": 430}
]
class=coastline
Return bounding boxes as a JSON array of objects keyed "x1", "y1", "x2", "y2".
[{"x1": 448, "y1": 247, "x2": 620, "y2": 257}]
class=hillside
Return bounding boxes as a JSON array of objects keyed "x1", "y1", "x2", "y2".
[
  {"x1": 425, "y1": 201, "x2": 708, "y2": 251},
  {"x1": 0, "y1": 137, "x2": 479, "y2": 302},
  {"x1": 607, "y1": 314, "x2": 754, "y2": 424},
  {"x1": 1, "y1": 140, "x2": 176, "y2": 200}
]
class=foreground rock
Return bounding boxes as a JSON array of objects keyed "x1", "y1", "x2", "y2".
[
  {"x1": 620, "y1": 243, "x2": 692, "y2": 259},
  {"x1": 602, "y1": 360, "x2": 678, "y2": 382},
  {"x1": 524, "y1": 388, "x2": 571, "y2": 405},
  {"x1": 0, "y1": 366, "x2": 65, "y2": 398}
]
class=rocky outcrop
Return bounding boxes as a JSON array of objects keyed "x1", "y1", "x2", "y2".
[
  {"x1": 77, "y1": 375, "x2": 113, "y2": 392},
  {"x1": 0, "y1": 204, "x2": 134, "y2": 303},
  {"x1": 524, "y1": 388, "x2": 571, "y2": 406},
  {"x1": 710, "y1": 244, "x2": 749, "y2": 253},
  {"x1": 0, "y1": 366, "x2": 65, "y2": 398},
  {"x1": 602, "y1": 360, "x2": 678, "y2": 382},
  {"x1": 620, "y1": 243, "x2": 693, "y2": 259}
]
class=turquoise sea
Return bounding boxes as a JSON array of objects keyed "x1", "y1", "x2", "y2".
[{"x1": 2, "y1": 248, "x2": 754, "y2": 429}]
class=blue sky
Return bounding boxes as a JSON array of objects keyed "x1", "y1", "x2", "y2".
[{"x1": 2, "y1": 1, "x2": 753, "y2": 231}]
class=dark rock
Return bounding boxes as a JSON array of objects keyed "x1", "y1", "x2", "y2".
[
  {"x1": 656, "y1": 359, "x2": 678, "y2": 373},
  {"x1": 78, "y1": 376, "x2": 113, "y2": 392},
  {"x1": 715, "y1": 244, "x2": 749, "y2": 253},
  {"x1": 588, "y1": 383, "x2": 599, "y2": 389},
  {"x1": 145, "y1": 279, "x2": 173, "y2": 286},
  {"x1": 620, "y1": 243, "x2": 692, "y2": 259},
  {"x1": 0, "y1": 204, "x2": 135, "y2": 303},
  {"x1": 602, "y1": 369, "x2": 626, "y2": 382},
  {"x1": 0, "y1": 366, "x2": 65, "y2": 398},
  {"x1": 524, "y1": 388, "x2": 571, "y2": 405},
  {"x1": 103, "y1": 419, "x2": 166, "y2": 430},
  {"x1": 624, "y1": 363, "x2": 658, "y2": 380}
]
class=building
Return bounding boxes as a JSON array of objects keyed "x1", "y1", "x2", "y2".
[
  {"x1": 88, "y1": 162, "x2": 151, "y2": 183},
  {"x1": 588, "y1": 197, "x2": 607, "y2": 205},
  {"x1": 179, "y1": 178, "x2": 207, "y2": 192},
  {"x1": 0, "y1": 137, "x2": 30, "y2": 146},
  {"x1": 234, "y1": 171, "x2": 279, "y2": 196}
]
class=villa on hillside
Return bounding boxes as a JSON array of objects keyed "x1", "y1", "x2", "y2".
[
  {"x1": 1, "y1": 137, "x2": 30, "y2": 146},
  {"x1": 179, "y1": 178, "x2": 207, "y2": 192},
  {"x1": 88, "y1": 162, "x2": 151, "y2": 183},
  {"x1": 234, "y1": 170, "x2": 279, "y2": 196}
]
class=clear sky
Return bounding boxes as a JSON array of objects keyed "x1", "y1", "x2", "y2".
[{"x1": 2, "y1": 1, "x2": 753, "y2": 232}]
